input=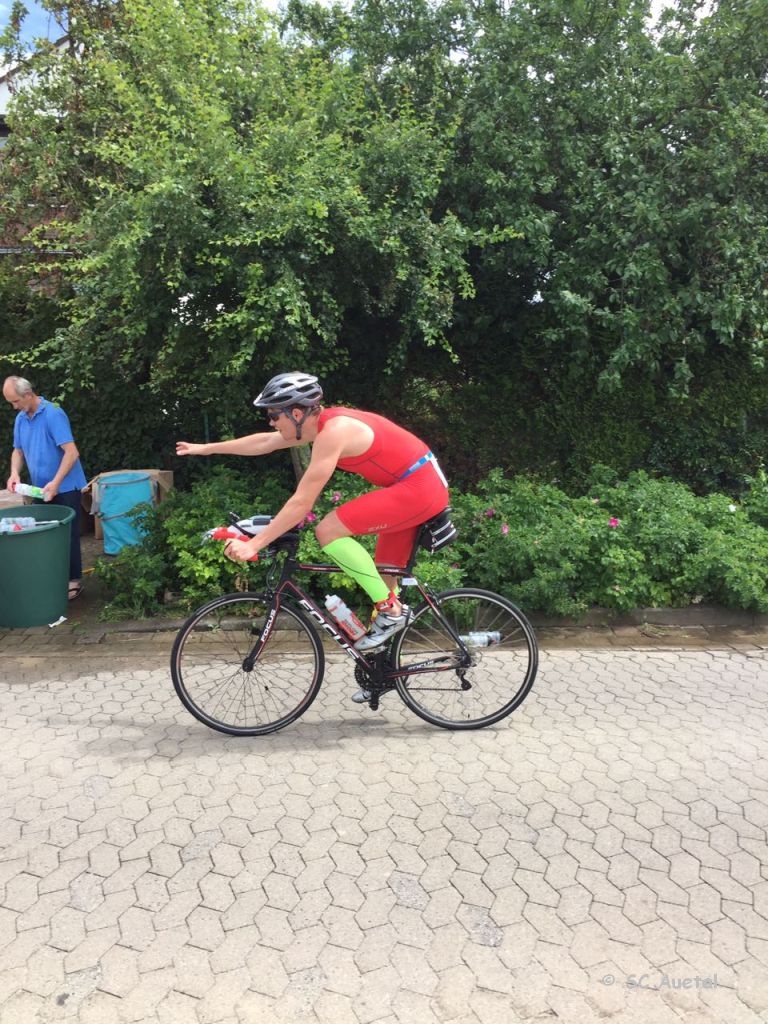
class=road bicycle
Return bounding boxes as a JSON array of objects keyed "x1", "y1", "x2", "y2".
[{"x1": 170, "y1": 510, "x2": 538, "y2": 735}]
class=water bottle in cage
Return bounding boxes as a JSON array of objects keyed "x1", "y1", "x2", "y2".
[
  {"x1": 324, "y1": 595, "x2": 367, "y2": 642},
  {"x1": 459, "y1": 631, "x2": 502, "y2": 647}
]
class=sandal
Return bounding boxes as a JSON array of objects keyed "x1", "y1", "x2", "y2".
[{"x1": 68, "y1": 582, "x2": 83, "y2": 601}]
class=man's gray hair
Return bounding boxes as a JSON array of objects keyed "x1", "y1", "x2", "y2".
[{"x1": 4, "y1": 376, "x2": 35, "y2": 396}]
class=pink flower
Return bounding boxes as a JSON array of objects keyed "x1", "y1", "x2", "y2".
[
  {"x1": 591, "y1": 497, "x2": 600, "y2": 504},
  {"x1": 501, "y1": 524, "x2": 510, "y2": 536},
  {"x1": 331, "y1": 492, "x2": 341, "y2": 504},
  {"x1": 608, "y1": 517, "x2": 620, "y2": 528},
  {"x1": 484, "y1": 508, "x2": 496, "y2": 518},
  {"x1": 305, "y1": 512, "x2": 317, "y2": 523}
]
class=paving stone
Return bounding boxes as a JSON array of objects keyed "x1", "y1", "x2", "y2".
[
  {"x1": 137, "y1": 924, "x2": 190, "y2": 973},
  {"x1": 430, "y1": 963, "x2": 475, "y2": 1020},
  {"x1": 356, "y1": 888, "x2": 398, "y2": 930},
  {"x1": 390, "y1": 988, "x2": 442, "y2": 1024},
  {"x1": 353, "y1": 964, "x2": 400, "y2": 1024},
  {"x1": 555, "y1": 883, "x2": 592, "y2": 927},
  {"x1": 64, "y1": 925, "x2": 120, "y2": 974},
  {"x1": 156, "y1": 988, "x2": 202, "y2": 1023},
  {"x1": 21, "y1": 943, "x2": 66, "y2": 998},
  {"x1": 188, "y1": 905, "x2": 226, "y2": 952},
  {"x1": 391, "y1": 943, "x2": 439, "y2": 996},
  {"x1": 354, "y1": 922, "x2": 399, "y2": 973},
  {"x1": 569, "y1": 920, "x2": 615, "y2": 969},
  {"x1": 425, "y1": 922, "x2": 468, "y2": 972},
  {"x1": 317, "y1": 943, "x2": 362, "y2": 999},
  {"x1": 688, "y1": 882, "x2": 723, "y2": 925},
  {"x1": 98, "y1": 943, "x2": 140, "y2": 997},
  {"x1": 196, "y1": 966, "x2": 251, "y2": 1023},
  {"x1": 388, "y1": 905, "x2": 433, "y2": 950},
  {"x1": 117, "y1": 966, "x2": 176, "y2": 1022},
  {"x1": 173, "y1": 943, "x2": 215, "y2": 999},
  {"x1": 710, "y1": 916, "x2": 750, "y2": 965},
  {"x1": 314, "y1": 989, "x2": 359, "y2": 1024}
]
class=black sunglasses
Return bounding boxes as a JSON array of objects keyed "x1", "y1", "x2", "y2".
[{"x1": 267, "y1": 410, "x2": 284, "y2": 422}]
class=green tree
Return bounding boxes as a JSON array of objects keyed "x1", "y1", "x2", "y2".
[
  {"x1": 438, "y1": 0, "x2": 768, "y2": 484},
  {"x1": 3, "y1": 0, "x2": 768, "y2": 492},
  {"x1": 0, "y1": 0, "x2": 470, "y2": 472}
]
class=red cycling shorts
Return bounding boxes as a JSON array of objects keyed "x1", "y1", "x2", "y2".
[{"x1": 335, "y1": 461, "x2": 449, "y2": 569}]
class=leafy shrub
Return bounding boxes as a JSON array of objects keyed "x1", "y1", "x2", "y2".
[
  {"x1": 95, "y1": 463, "x2": 768, "y2": 620},
  {"x1": 741, "y1": 467, "x2": 768, "y2": 529},
  {"x1": 94, "y1": 467, "x2": 281, "y2": 616},
  {"x1": 93, "y1": 511, "x2": 167, "y2": 620},
  {"x1": 450, "y1": 467, "x2": 768, "y2": 615},
  {"x1": 94, "y1": 467, "x2": 452, "y2": 617}
]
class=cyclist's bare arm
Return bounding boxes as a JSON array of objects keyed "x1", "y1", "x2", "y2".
[
  {"x1": 175, "y1": 431, "x2": 303, "y2": 458},
  {"x1": 226, "y1": 429, "x2": 345, "y2": 557}
]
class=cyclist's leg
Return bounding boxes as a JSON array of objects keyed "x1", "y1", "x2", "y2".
[
  {"x1": 315, "y1": 512, "x2": 390, "y2": 604},
  {"x1": 317, "y1": 481, "x2": 438, "y2": 610},
  {"x1": 324, "y1": 478, "x2": 448, "y2": 646},
  {"x1": 374, "y1": 528, "x2": 419, "y2": 593}
]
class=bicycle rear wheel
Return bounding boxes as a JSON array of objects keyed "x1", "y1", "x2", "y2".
[
  {"x1": 170, "y1": 593, "x2": 324, "y2": 736},
  {"x1": 391, "y1": 588, "x2": 537, "y2": 730}
]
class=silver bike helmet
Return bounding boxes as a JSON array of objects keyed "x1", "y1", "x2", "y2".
[
  {"x1": 253, "y1": 372, "x2": 323, "y2": 410},
  {"x1": 253, "y1": 372, "x2": 323, "y2": 440}
]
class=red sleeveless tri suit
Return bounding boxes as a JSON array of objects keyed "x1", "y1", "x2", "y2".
[{"x1": 317, "y1": 407, "x2": 449, "y2": 568}]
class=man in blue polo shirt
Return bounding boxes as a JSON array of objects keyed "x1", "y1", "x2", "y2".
[{"x1": 4, "y1": 375, "x2": 87, "y2": 600}]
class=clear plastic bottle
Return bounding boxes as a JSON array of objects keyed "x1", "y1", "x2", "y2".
[
  {"x1": 324, "y1": 594, "x2": 367, "y2": 641},
  {"x1": 459, "y1": 631, "x2": 502, "y2": 647},
  {"x1": 0, "y1": 517, "x2": 36, "y2": 532},
  {"x1": 13, "y1": 483, "x2": 46, "y2": 499}
]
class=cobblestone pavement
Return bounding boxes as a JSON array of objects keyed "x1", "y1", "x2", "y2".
[{"x1": 1, "y1": 637, "x2": 768, "y2": 1024}]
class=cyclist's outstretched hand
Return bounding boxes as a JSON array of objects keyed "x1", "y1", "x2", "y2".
[{"x1": 176, "y1": 441, "x2": 208, "y2": 457}]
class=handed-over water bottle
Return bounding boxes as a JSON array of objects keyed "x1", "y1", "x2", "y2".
[
  {"x1": 325, "y1": 595, "x2": 367, "y2": 642},
  {"x1": 13, "y1": 483, "x2": 46, "y2": 499}
]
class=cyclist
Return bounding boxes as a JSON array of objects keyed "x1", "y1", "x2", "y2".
[{"x1": 176, "y1": 371, "x2": 449, "y2": 658}]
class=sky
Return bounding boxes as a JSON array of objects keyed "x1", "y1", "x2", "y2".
[
  {"x1": 1, "y1": 0, "x2": 680, "y2": 46},
  {"x1": 0, "y1": 0, "x2": 698, "y2": 51},
  {"x1": 0, "y1": 1, "x2": 66, "y2": 46}
]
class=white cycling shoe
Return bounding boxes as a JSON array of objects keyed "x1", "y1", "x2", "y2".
[{"x1": 353, "y1": 606, "x2": 411, "y2": 652}]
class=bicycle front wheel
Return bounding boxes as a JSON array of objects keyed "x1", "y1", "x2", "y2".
[
  {"x1": 171, "y1": 593, "x2": 324, "y2": 736},
  {"x1": 391, "y1": 588, "x2": 537, "y2": 730}
]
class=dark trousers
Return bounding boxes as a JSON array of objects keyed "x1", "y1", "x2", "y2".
[{"x1": 34, "y1": 489, "x2": 83, "y2": 581}]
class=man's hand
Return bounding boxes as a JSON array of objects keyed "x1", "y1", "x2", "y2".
[
  {"x1": 42, "y1": 481, "x2": 58, "y2": 502},
  {"x1": 6, "y1": 474, "x2": 20, "y2": 493},
  {"x1": 176, "y1": 441, "x2": 209, "y2": 457},
  {"x1": 223, "y1": 537, "x2": 261, "y2": 562}
]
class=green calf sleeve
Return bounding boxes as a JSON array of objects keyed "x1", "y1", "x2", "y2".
[{"x1": 321, "y1": 537, "x2": 390, "y2": 604}]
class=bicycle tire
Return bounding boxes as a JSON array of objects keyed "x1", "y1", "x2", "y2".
[
  {"x1": 391, "y1": 587, "x2": 538, "y2": 730},
  {"x1": 170, "y1": 592, "x2": 324, "y2": 736}
]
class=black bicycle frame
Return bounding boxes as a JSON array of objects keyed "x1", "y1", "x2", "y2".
[{"x1": 248, "y1": 553, "x2": 470, "y2": 680}]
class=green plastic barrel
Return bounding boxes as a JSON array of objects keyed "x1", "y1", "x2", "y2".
[{"x1": 0, "y1": 503, "x2": 74, "y2": 627}]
